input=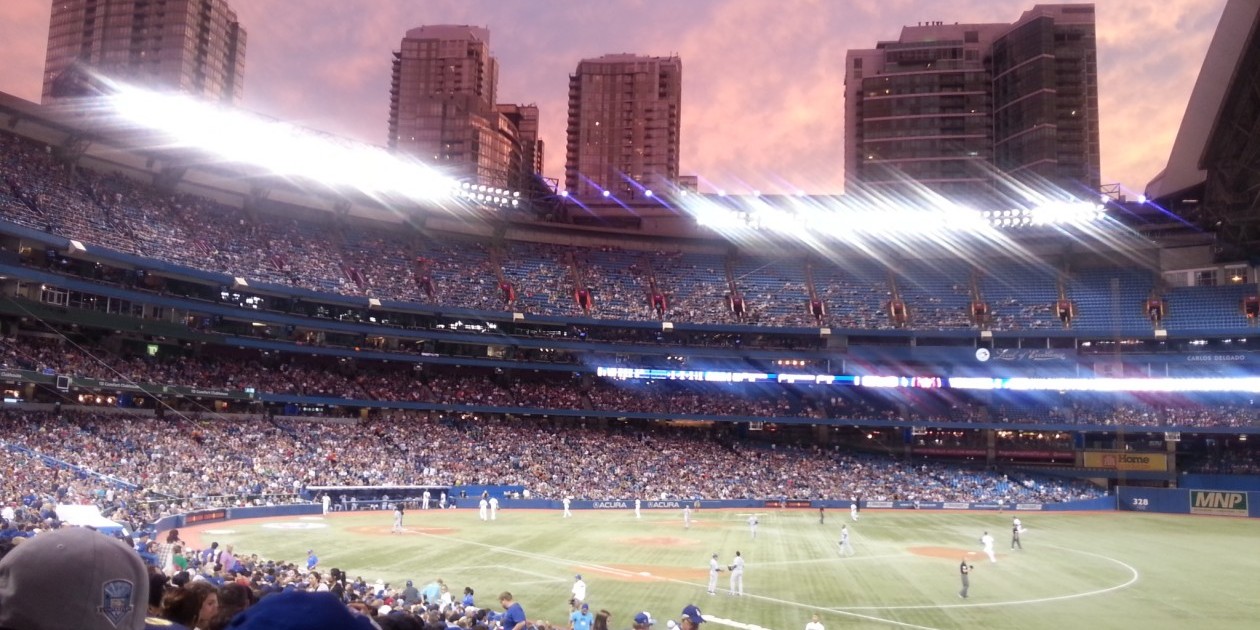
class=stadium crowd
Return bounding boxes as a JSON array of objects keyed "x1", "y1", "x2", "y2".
[
  {"x1": 0, "y1": 517, "x2": 675, "y2": 630},
  {"x1": 0, "y1": 408, "x2": 1106, "y2": 525},
  {"x1": 2, "y1": 130, "x2": 1060, "y2": 331},
  {"x1": 6, "y1": 335, "x2": 1260, "y2": 429}
]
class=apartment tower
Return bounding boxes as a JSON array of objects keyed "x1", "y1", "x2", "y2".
[
  {"x1": 565, "y1": 54, "x2": 681, "y2": 200},
  {"x1": 845, "y1": 4, "x2": 1100, "y2": 204},
  {"x1": 43, "y1": 0, "x2": 246, "y2": 104},
  {"x1": 390, "y1": 25, "x2": 540, "y2": 189}
]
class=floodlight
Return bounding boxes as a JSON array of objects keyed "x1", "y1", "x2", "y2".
[
  {"x1": 644, "y1": 190, "x2": 654, "y2": 198},
  {"x1": 602, "y1": 190, "x2": 611, "y2": 198}
]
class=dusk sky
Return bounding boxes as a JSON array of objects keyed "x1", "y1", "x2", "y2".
[{"x1": 0, "y1": 1, "x2": 1228, "y2": 196}]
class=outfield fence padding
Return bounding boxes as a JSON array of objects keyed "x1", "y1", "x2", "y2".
[{"x1": 1118, "y1": 487, "x2": 1258, "y2": 517}]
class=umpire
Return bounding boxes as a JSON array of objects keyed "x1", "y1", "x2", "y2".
[{"x1": 959, "y1": 557, "x2": 973, "y2": 598}]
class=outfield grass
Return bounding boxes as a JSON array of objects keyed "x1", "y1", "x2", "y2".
[{"x1": 186, "y1": 508, "x2": 1260, "y2": 629}]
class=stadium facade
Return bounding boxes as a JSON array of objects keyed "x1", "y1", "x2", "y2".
[
  {"x1": 43, "y1": 0, "x2": 246, "y2": 105},
  {"x1": 844, "y1": 4, "x2": 1100, "y2": 203},
  {"x1": 565, "y1": 54, "x2": 682, "y2": 200},
  {"x1": 1145, "y1": 0, "x2": 1260, "y2": 255}
]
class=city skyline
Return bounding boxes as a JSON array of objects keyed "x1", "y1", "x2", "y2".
[{"x1": 0, "y1": 0, "x2": 1228, "y2": 197}]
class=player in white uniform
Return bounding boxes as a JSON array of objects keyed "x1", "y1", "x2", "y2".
[
  {"x1": 392, "y1": 504, "x2": 404, "y2": 533},
  {"x1": 422, "y1": 490, "x2": 431, "y2": 510},
  {"x1": 321, "y1": 493, "x2": 331, "y2": 515},
  {"x1": 1011, "y1": 517, "x2": 1023, "y2": 550},
  {"x1": 563, "y1": 497, "x2": 572, "y2": 518},
  {"x1": 850, "y1": 498, "x2": 859, "y2": 521},
  {"x1": 478, "y1": 498, "x2": 489, "y2": 521},
  {"x1": 707, "y1": 554, "x2": 722, "y2": 595},
  {"x1": 683, "y1": 506, "x2": 692, "y2": 529},
  {"x1": 838, "y1": 524, "x2": 853, "y2": 557},
  {"x1": 728, "y1": 551, "x2": 745, "y2": 596},
  {"x1": 489, "y1": 496, "x2": 499, "y2": 520},
  {"x1": 980, "y1": 531, "x2": 996, "y2": 563},
  {"x1": 571, "y1": 574, "x2": 586, "y2": 604},
  {"x1": 635, "y1": 499, "x2": 642, "y2": 519},
  {"x1": 747, "y1": 515, "x2": 758, "y2": 539},
  {"x1": 805, "y1": 614, "x2": 825, "y2": 630}
]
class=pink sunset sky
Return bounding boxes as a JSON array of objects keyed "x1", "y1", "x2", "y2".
[{"x1": 0, "y1": 0, "x2": 1228, "y2": 196}]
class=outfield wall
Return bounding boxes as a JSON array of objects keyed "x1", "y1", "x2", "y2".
[
  {"x1": 154, "y1": 503, "x2": 322, "y2": 531},
  {"x1": 152, "y1": 497, "x2": 1113, "y2": 534},
  {"x1": 1118, "y1": 487, "x2": 1259, "y2": 517}
]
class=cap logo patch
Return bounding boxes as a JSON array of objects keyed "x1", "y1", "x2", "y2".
[{"x1": 99, "y1": 579, "x2": 135, "y2": 627}]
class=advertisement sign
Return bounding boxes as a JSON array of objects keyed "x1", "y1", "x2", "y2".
[
  {"x1": 1189, "y1": 490, "x2": 1248, "y2": 516},
  {"x1": 1083, "y1": 451, "x2": 1168, "y2": 472}
]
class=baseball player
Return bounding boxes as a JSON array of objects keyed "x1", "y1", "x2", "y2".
[
  {"x1": 392, "y1": 504, "x2": 404, "y2": 533},
  {"x1": 838, "y1": 524, "x2": 853, "y2": 557},
  {"x1": 635, "y1": 498, "x2": 642, "y2": 519},
  {"x1": 1011, "y1": 517, "x2": 1023, "y2": 550},
  {"x1": 728, "y1": 551, "x2": 745, "y2": 596},
  {"x1": 959, "y1": 557, "x2": 973, "y2": 598},
  {"x1": 683, "y1": 505, "x2": 692, "y2": 529},
  {"x1": 571, "y1": 574, "x2": 586, "y2": 604},
  {"x1": 423, "y1": 489, "x2": 431, "y2": 510},
  {"x1": 479, "y1": 497, "x2": 489, "y2": 522},
  {"x1": 563, "y1": 497, "x2": 572, "y2": 518},
  {"x1": 439, "y1": 492, "x2": 448, "y2": 509},
  {"x1": 747, "y1": 515, "x2": 758, "y2": 539},
  {"x1": 321, "y1": 493, "x2": 331, "y2": 515},
  {"x1": 980, "y1": 531, "x2": 996, "y2": 563},
  {"x1": 850, "y1": 497, "x2": 859, "y2": 522},
  {"x1": 707, "y1": 553, "x2": 722, "y2": 595},
  {"x1": 805, "y1": 614, "x2": 824, "y2": 630},
  {"x1": 489, "y1": 496, "x2": 499, "y2": 520}
]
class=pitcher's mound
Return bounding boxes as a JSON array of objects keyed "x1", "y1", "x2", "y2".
[{"x1": 908, "y1": 546, "x2": 978, "y2": 560}]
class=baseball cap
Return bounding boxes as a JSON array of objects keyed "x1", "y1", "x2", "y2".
[
  {"x1": 682, "y1": 605, "x2": 705, "y2": 624},
  {"x1": 226, "y1": 591, "x2": 375, "y2": 630},
  {"x1": 0, "y1": 527, "x2": 150, "y2": 630},
  {"x1": 581, "y1": 603, "x2": 589, "y2": 611},
  {"x1": 575, "y1": 574, "x2": 582, "y2": 580},
  {"x1": 635, "y1": 611, "x2": 655, "y2": 626}
]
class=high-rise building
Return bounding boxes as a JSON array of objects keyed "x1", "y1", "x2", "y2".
[
  {"x1": 845, "y1": 4, "x2": 1100, "y2": 204},
  {"x1": 496, "y1": 103, "x2": 544, "y2": 186},
  {"x1": 390, "y1": 25, "x2": 534, "y2": 189},
  {"x1": 43, "y1": 0, "x2": 246, "y2": 105},
  {"x1": 565, "y1": 54, "x2": 681, "y2": 200}
]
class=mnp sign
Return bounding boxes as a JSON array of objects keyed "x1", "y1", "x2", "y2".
[{"x1": 1190, "y1": 490, "x2": 1249, "y2": 516}]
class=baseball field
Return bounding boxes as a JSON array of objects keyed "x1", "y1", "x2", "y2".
[{"x1": 181, "y1": 507, "x2": 1260, "y2": 629}]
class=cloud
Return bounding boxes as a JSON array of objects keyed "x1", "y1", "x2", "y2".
[
  {"x1": 0, "y1": 0, "x2": 51, "y2": 102},
  {"x1": 0, "y1": 0, "x2": 1232, "y2": 197}
]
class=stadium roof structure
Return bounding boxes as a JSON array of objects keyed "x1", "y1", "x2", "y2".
[{"x1": 1145, "y1": 0, "x2": 1260, "y2": 254}]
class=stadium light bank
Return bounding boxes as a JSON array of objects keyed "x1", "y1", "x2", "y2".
[
  {"x1": 674, "y1": 188, "x2": 1107, "y2": 242},
  {"x1": 101, "y1": 82, "x2": 521, "y2": 211}
]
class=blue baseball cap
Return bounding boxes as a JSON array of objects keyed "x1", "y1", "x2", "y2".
[
  {"x1": 575, "y1": 574, "x2": 582, "y2": 580},
  {"x1": 635, "y1": 612, "x2": 655, "y2": 626},
  {"x1": 682, "y1": 605, "x2": 705, "y2": 624}
]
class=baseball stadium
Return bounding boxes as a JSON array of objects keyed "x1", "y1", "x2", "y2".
[{"x1": 2, "y1": 2, "x2": 1260, "y2": 630}]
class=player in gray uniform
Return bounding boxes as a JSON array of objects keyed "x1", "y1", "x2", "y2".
[{"x1": 707, "y1": 553, "x2": 722, "y2": 595}]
